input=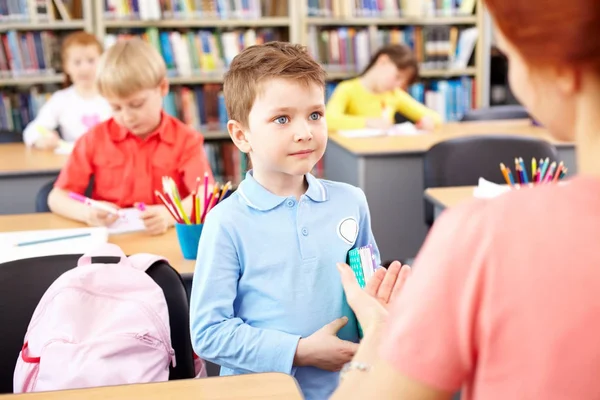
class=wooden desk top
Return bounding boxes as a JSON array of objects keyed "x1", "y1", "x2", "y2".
[
  {"x1": 0, "y1": 213, "x2": 196, "y2": 274},
  {"x1": 329, "y1": 119, "x2": 574, "y2": 156},
  {"x1": 2, "y1": 373, "x2": 303, "y2": 399},
  {"x1": 0, "y1": 143, "x2": 67, "y2": 176},
  {"x1": 424, "y1": 186, "x2": 475, "y2": 210}
]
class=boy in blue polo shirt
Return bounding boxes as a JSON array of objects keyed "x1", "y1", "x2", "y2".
[{"x1": 189, "y1": 42, "x2": 380, "y2": 400}]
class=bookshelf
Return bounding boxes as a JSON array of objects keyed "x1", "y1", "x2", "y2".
[{"x1": 0, "y1": 0, "x2": 94, "y2": 87}]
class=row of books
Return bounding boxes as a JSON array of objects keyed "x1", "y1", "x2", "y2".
[
  {"x1": 308, "y1": 25, "x2": 478, "y2": 73},
  {"x1": 163, "y1": 84, "x2": 228, "y2": 129},
  {"x1": 0, "y1": 86, "x2": 53, "y2": 132},
  {"x1": 410, "y1": 77, "x2": 475, "y2": 122},
  {"x1": 0, "y1": 0, "x2": 82, "y2": 21},
  {"x1": 104, "y1": 28, "x2": 284, "y2": 78},
  {"x1": 204, "y1": 141, "x2": 248, "y2": 185},
  {"x1": 0, "y1": 31, "x2": 61, "y2": 78},
  {"x1": 103, "y1": 0, "x2": 288, "y2": 21},
  {"x1": 307, "y1": 0, "x2": 476, "y2": 18}
]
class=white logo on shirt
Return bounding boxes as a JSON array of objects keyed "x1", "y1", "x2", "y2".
[{"x1": 338, "y1": 217, "x2": 358, "y2": 246}]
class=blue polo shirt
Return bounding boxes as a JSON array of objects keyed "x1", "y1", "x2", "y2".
[{"x1": 190, "y1": 171, "x2": 380, "y2": 400}]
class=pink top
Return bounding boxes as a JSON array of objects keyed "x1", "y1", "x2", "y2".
[{"x1": 382, "y1": 176, "x2": 600, "y2": 399}]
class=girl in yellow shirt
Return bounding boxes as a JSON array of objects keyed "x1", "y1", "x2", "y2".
[{"x1": 325, "y1": 44, "x2": 442, "y2": 131}]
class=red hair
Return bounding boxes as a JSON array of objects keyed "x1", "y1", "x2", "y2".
[
  {"x1": 60, "y1": 31, "x2": 103, "y2": 87},
  {"x1": 483, "y1": 0, "x2": 600, "y2": 71}
]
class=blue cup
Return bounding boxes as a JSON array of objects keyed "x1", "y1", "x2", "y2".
[{"x1": 175, "y1": 223, "x2": 203, "y2": 260}]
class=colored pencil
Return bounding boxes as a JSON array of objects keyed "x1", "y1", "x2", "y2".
[
  {"x1": 543, "y1": 162, "x2": 557, "y2": 183},
  {"x1": 16, "y1": 233, "x2": 92, "y2": 247},
  {"x1": 500, "y1": 163, "x2": 511, "y2": 185},
  {"x1": 531, "y1": 157, "x2": 537, "y2": 181},
  {"x1": 155, "y1": 191, "x2": 183, "y2": 223},
  {"x1": 506, "y1": 167, "x2": 516, "y2": 186},
  {"x1": 203, "y1": 172, "x2": 209, "y2": 212},
  {"x1": 553, "y1": 162, "x2": 564, "y2": 182},
  {"x1": 519, "y1": 158, "x2": 529, "y2": 184}
]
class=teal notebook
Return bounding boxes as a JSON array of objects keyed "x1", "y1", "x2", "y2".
[{"x1": 347, "y1": 244, "x2": 377, "y2": 338}]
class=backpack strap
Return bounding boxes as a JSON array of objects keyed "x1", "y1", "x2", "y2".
[
  {"x1": 78, "y1": 243, "x2": 129, "y2": 267},
  {"x1": 128, "y1": 253, "x2": 169, "y2": 272}
]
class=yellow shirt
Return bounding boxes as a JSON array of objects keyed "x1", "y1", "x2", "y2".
[{"x1": 325, "y1": 78, "x2": 442, "y2": 131}]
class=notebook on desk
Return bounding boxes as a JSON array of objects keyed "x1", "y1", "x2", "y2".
[
  {"x1": 108, "y1": 208, "x2": 145, "y2": 235},
  {"x1": 0, "y1": 227, "x2": 108, "y2": 263}
]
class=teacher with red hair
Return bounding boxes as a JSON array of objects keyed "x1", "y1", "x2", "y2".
[{"x1": 332, "y1": 0, "x2": 600, "y2": 398}]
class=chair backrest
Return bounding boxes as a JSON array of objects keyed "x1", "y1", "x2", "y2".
[
  {"x1": 0, "y1": 129, "x2": 23, "y2": 143},
  {"x1": 460, "y1": 105, "x2": 530, "y2": 122},
  {"x1": 36, "y1": 177, "x2": 94, "y2": 213},
  {"x1": 423, "y1": 135, "x2": 559, "y2": 225},
  {"x1": 0, "y1": 254, "x2": 195, "y2": 393}
]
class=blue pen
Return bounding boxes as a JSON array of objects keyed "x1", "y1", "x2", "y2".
[{"x1": 16, "y1": 233, "x2": 92, "y2": 247}]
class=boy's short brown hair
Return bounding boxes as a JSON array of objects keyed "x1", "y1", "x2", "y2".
[
  {"x1": 96, "y1": 38, "x2": 167, "y2": 98},
  {"x1": 223, "y1": 41, "x2": 326, "y2": 128}
]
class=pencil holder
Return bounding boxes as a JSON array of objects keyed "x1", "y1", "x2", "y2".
[{"x1": 175, "y1": 223, "x2": 203, "y2": 260}]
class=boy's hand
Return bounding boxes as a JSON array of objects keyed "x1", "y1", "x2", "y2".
[
  {"x1": 294, "y1": 317, "x2": 358, "y2": 372},
  {"x1": 85, "y1": 201, "x2": 120, "y2": 227},
  {"x1": 365, "y1": 118, "x2": 393, "y2": 130},
  {"x1": 33, "y1": 130, "x2": 60, "y2": 150},
  {"x1": 140, "y1": 205, "x2": 173, "y2": 236}
]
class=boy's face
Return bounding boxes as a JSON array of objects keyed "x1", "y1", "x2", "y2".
[
  {"x1": 231, "y1": 78, "x2": 327, "y2": 180},
  {"x1": 105, "y1": 79, "x2": 168, "y2": 137}
]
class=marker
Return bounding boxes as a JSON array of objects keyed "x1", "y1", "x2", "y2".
[
  {"x1": 136, "y1": 202, "x2": 147, "y2": 211},
  {"x1": 69, "y1": 192, "x2": 122, "y2": 216}
]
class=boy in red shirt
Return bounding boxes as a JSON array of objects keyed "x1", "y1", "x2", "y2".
[{"x1": 48, "y1": 38, "x2": 214, "y2": 235}]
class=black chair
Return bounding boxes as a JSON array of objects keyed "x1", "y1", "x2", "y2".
[
  {"x1": 36, "y1": 177, "x2": 94, "y2": 213},
  {"x1": 0, "y1": 129, "x2": 23, "y2": 143},
  {"x1": 423, "y1": 135, "x2": 559, "y2": 226},
  {"x1": 0, "y1": 255, "x2": 195, "y2": 393},
  {"x1": 181, "y1": 272, "x2": 221, "y2": 378},
  {"x1": 460, "y1": 105, "x2": 530, "y2": 122}
]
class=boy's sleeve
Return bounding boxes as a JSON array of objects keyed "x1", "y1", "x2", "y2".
[
  {"x1": 393, "y1": 89, "x2": 443, "y2": 126},
  {"x1": 325, "y1": 82, "x2": 370, "y2": 131},
  {"x1": 189, "y1": 213, "x2": 301, "y2": 374},
  {"x1": 23, "y1": 92, "x2": 60, "y2": 146},
  {"x1": 54, "y1": 134, "x2": 94, "y2": 194},
  {"x1": 179, "y1": 132, "x2": 214, "y2": 191},
  {"x1": 352, "y1": 187, "x2": 381, "y2": 265}
]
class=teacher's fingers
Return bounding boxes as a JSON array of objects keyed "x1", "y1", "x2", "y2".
[
  {"x1": 390, "y1": 264, "x2": 412, "y2": 302},
  {"x1": 376, "y1": 261, "x2": 402, "y2": 305}
]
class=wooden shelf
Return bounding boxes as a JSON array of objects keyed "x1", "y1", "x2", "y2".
[
  {"x1": 305, "y1": 15, "x2": 477, "y2": 26},
  {"x1": 0, "y1": 74, "x2": 64, "y2": 86},
  {"x1": 0, "y1": 20, "x2": 86, "y2": 32},
  {"x1": 103, "y1": 17, "x2": 290, "y2": 29},
  {"x1": 325, "y1": 67, "x2": 477, "y2": 80},
  {"x1": 169, "y1": 73, "x2": 226, "y2": 85}
]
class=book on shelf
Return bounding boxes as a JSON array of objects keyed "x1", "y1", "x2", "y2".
[
  {"x1": 103, "y1": 0, "x2": 288, "y2": 21},
  {"x1": 104, "y1": 27, "x2": 284, "y2": 78},
  {"x1": 0, "y1": 0, "x2": 82, "y2": 22},
  {"x1": 0, "y1": 86, "x2": 54, "y2": 132},
  {"x1": 0, "y1": 30, "x2": 61, "y2": 78},
  {"x1": 307, "y1": 0, "x2": 476, "y2": 18},
  {"x1": 308, "y1": 25, "x2": 477, "y2": 74}
]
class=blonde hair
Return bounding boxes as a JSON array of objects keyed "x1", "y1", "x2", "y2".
[
  {"x1": 61, "y1": 31, "x2": 103, "y2": 87},
  {"x1": 96, "y1": 38, "x2": 166, "y2": 98},
  {"x1": 223, "y1": 41, "x2": 326, "y2": 128}
]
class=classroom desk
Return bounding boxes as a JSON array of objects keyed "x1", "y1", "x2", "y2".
[
  {"x1": 0, "y1": 144, "x2": 67, "y2": 215},
  {"x1": 2, "y1": 373, "x2": 303, "y2": 399},
  {"x1": 324, "y1": 119, "x2": 576, "y2": 261},
  {"x1": 0, "y1": 213, "x2": 196, "y2": 274},
  {"x1": 424, "y1": 186, "x2": 475, "y2": 217}
]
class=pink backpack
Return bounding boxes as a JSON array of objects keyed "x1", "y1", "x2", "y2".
[{"x1": 14, "y1": 244, "x2": 180, "y2": 393}]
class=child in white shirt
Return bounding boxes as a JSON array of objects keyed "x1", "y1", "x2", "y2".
[{"x1": 23, "y1": 32, "x2": 111, "y2": 150}]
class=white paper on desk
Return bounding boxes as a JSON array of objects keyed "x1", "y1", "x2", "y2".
[
  {"x1": 389, "y1": 122, "x2": 420, "y2": 136},
  {"x1": 338, "y1": 123, "x2": 421, "y2": 138},
  {"x1": 473, "y1": 178, "x2": 511, "y2": 199},
  {"x1": 0, "y1": 227, "x2": 108, "y2": 263},
  {"x1": 54, "y1": 140, "x2": 74, "y2": 155},
  {"x1": 108, "y1": 208, "x2": 146, "y2": 234}
]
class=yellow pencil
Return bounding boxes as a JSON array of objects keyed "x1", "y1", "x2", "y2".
[{"x1": 531, "y1": 157, "x2": 537, "y2": 181}]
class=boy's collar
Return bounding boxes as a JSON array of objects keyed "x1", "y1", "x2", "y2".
[
  {"x1": 237, "y1": 170, "x2": 328, "y2": 211},
  {"x1": 110, "y1": 111, "x2": 175, "y2": 143}
]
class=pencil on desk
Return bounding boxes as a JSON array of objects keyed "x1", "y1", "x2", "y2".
[{"x1": 16, "y1": 232, "x2": 92, "y2": 247}]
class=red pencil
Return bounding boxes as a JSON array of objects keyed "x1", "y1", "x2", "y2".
[{"x1": 155, "y1": 191, "x2": 183, "y2": 223}]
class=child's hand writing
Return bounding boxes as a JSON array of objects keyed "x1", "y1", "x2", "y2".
[
  {"x1": 416, "y1": 116, "x2": 436, "y2": 131},
  {"x1": 294, "y1": 317, "x2": 358, "y2": 372},
  {"x1": 139, "y1": 205, "x2": 172, "y2": 236},
  {"x1": 33, "y1": 130, "x2": 60, "y2": 150},
  {"x1": 85, "y1": 201, "x2": 120, "y2": 227}
]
